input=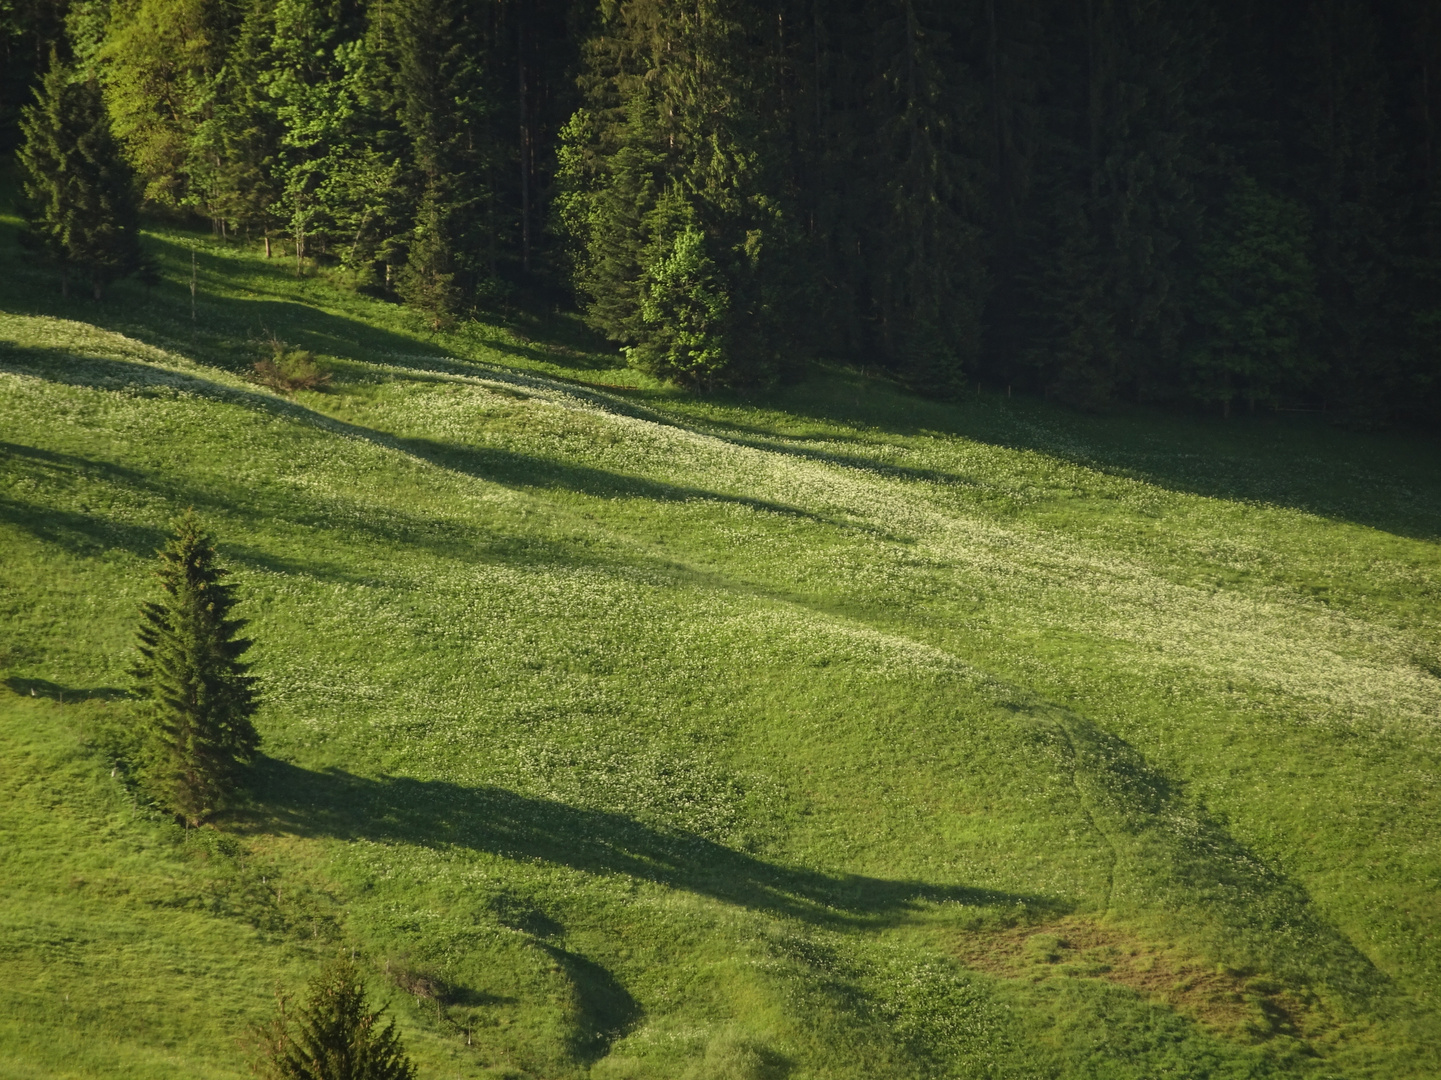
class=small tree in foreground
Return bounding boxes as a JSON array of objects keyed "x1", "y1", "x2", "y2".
[
  {"x1": 132, "y1": 511, "x2": 259, "y2": 823},
  {"x1": 19, "y1": 49, "x2": 142, "y2": 299},
  {"x1": 255, "y1": 958, "x2": 417, "y2": 1080}
]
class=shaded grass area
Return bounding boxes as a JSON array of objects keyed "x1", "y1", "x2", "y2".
[{"x1": 1, "y1": 210, "x2": 1439, "y2": 1078}]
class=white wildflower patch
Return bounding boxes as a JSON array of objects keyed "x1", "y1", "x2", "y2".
[
  {"x1": 6, "y1": 303, "x2": 1441, "y2": 1075},
  {"x1": 339, "y1": 355, "x2": 1441, "y2": 736}
]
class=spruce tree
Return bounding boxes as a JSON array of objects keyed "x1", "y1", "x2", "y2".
[
  {"x1": 256, "y1": 958, "x2": 416, "y2": 1080},
  {"x1": 263, "y1": 0, "x2": 369, "y2": 275},
  {"x1": 396, "y1": 183, "x2": 463, "y2": 326},
  {"x1": 132, "y1": 511, "x2": 259, "y2": 824},
  {"x1": 194, "y1": 0, "x2": 285, "y2": 250},
  {"x1": 558, "y1": 0, "x2": 799, "y2": 388},
  {"x1": 19, "y1": 50, "x2": 142, "y2": 299},
  {"x1": 863, "y1": 0, "x2": 988, "y2": 393},
  {"x1": 1186, "y1": 174, "x2": 1320, "y2": 413},
  {"x1": 387, "y1": 0, "x2": 493, "y2": 312}
]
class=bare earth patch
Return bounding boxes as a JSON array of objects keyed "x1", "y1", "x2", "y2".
[{"x1": 942, "y1": 916, "x2": 1323, "y2": 1043}]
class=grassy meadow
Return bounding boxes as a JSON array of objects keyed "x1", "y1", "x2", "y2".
[{"x1": 2, "y1": 210, "x2": 1441, "y2": 1079}]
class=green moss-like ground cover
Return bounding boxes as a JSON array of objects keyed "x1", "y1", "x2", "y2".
[{"x1": 2, "y1": 216, "x2": 1440, "y2": 1079}]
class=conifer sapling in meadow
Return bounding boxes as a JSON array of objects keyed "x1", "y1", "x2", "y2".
[
  {"x1": 255, "y1": 957, "x2": 416, "y2": 1080},
  {"x1": 132, "y1": 511, "x2": 259, "y2": 824}
]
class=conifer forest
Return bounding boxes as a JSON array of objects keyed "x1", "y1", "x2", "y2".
[{"x1": 4, "y1": 0, "x2": 1439, "y2": 415}]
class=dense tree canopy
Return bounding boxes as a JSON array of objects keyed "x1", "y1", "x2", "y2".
[
  {"x1": 18, "y1": 49, "x2": 141, "y2": 297},
  {"x1": 7, "y1": 0, "x2": 1439, "y2": 420}
]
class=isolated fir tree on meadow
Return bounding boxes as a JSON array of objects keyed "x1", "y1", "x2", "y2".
[
  {"x1": 255, "y1": 958, "x2": 416, "y2": 1080},
  {"x1": 18, "y1": 50, "x2": 142, "y2": 299},
  {"x1": 132, "y1": 511, "x2": 258, "y2": 824}
]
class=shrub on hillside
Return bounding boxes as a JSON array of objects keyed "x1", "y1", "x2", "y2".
[
  {"x1": 254, "y1": 957, "x2": 416, "y2": 1080},
  {"x1": 253, "y1": 345, "x2": 331, "y2": 393}
]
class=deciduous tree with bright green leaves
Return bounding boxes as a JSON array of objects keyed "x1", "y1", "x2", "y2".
[{"x1": 131, "y1": 511, "x2": 259, "y2": 824}]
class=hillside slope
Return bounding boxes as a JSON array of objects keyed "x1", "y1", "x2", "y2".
[{"x1": 3, "y1": 221, "x2": 1441, "y2": 1079}]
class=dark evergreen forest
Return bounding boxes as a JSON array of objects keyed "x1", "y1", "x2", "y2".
[{"x1": 4, "y1": 0, "x2": 1439, "y2": 421}]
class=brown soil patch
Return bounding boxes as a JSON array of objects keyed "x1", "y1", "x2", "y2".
[{"x1": 941, "y1": 916, "x2": 1319, "y2": 1042}]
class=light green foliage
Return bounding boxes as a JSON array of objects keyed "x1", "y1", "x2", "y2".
[
  {"x1": 1, "y1": 212, "x2": 1440, "y2": 1078},
  {"x1": 94, "y1": 0, "x2": 229, "y2": 210},
  {"x1": 261, "y1": 0, "x2": 365, "y2": 270},
  {"x1": 557, "y1": 0, "x2": 793, "y2": 387},
  {"x1": 191, "y1": 0, "x2": 284, "y2": 244},
  {"x1": 632, "y1": 222, "x2": 729, "y2": 385}
]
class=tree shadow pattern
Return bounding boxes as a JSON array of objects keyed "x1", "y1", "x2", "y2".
[
  {"x1": 240, "y1": 758, "x2": 1056, "y2": 929},
  {"x1": 1016, "y1": 703, "x2": 1389, "y2": 1011},
  {"x1": 0, "y1": 346, "x2": 875, "y2": 558},
  {"x1": 229, "y1": 759, "x2": 1055, "y2": 1064},
  {"x1": 4, "y1": 216, "x2": 1439, "y2": 541},
  {"x1": 3, "y1": 675, "x2": 126, "y2": 702}
]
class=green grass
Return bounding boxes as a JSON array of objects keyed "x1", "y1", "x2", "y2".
[{"x1": 2, "y1": 211, "x2": 1441, "y2": 1079}]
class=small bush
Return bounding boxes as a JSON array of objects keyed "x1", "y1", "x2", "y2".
[
  {"x1": 253, "y1": 957, "x2": 415, "y2": 1080},
  {"x1": 385, "y1": 956, "x2": 447, "y2": 1003},
  {"x1": 253, "y1": 341, "x2": 330, "y2": 393}
]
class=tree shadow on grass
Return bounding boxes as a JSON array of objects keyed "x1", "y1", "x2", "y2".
[
  {"x1": 540, "y1": 942, "x2": 642, "y2": 1062},
  {"x1": 3, "y1": 676, "x2": 126, "y2": 702},
  {"x1": 391, "y1": 434, "x2": 851, "y2": 527},
  {"x1": 756, "y1": 373, "x2": 1441, "y2": 542},
  {"x1": 1015, "y1": 703, "x2": 1390, "y2": 1011},
  {"x1": 1, "y1": 344, "x2": 849, "y2": 535},
  {"x1": 0, "y1": 493, "x2": 169, "y2": 560},
  {"x1": 465, "y1": 334, "x2": 617, "y2": 374},
  {"x1": 8, "y1": 215, "x2": 1439, "y2": 541},
  {"x1": 239, "y1": 757, "x2": 1060, "y2": 930}
]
